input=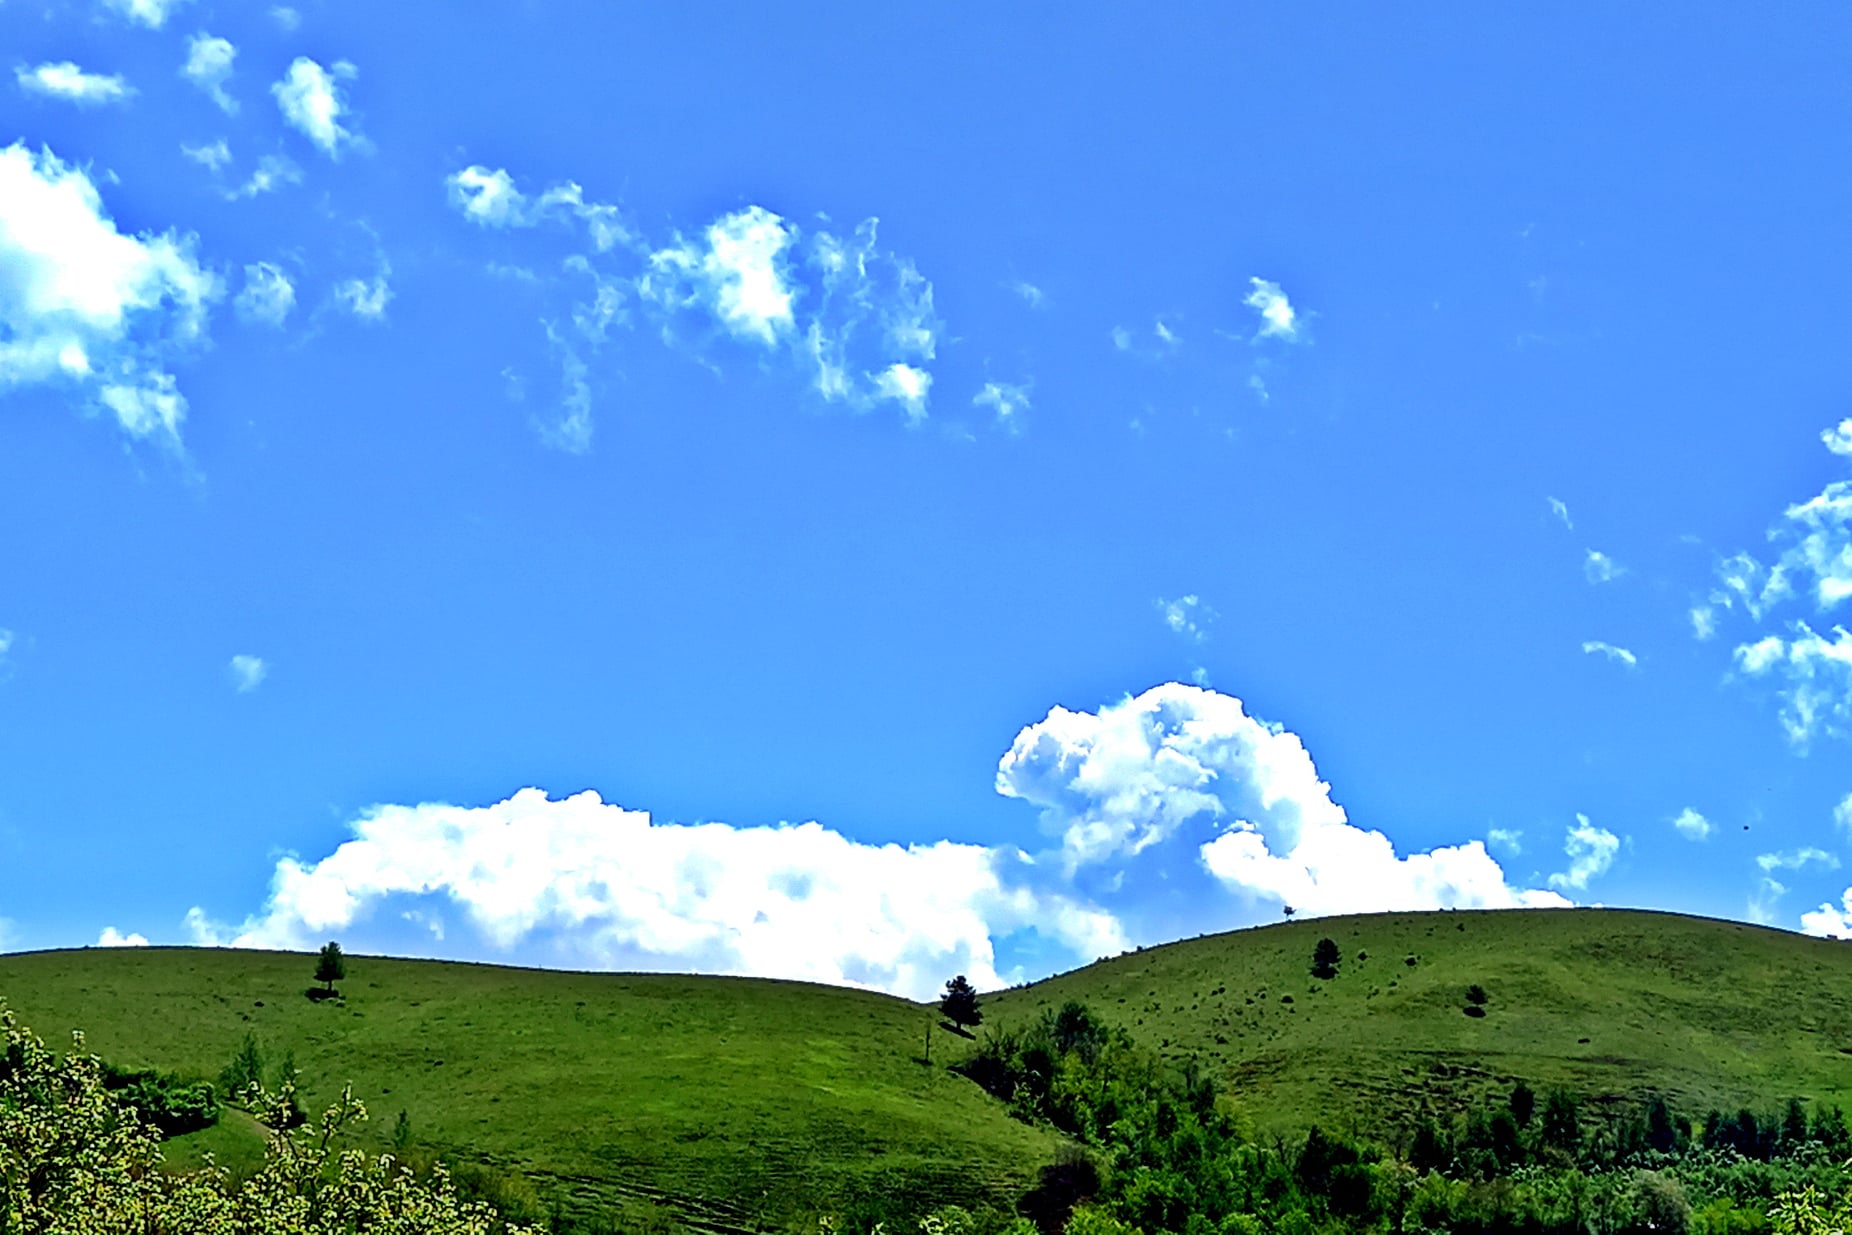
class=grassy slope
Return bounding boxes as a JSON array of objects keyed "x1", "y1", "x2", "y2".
[
  {"x1": 0, "y1": 948, "x2": 1056, "y2": 1229},
  {"x1": 986, "y1": 908, "x2": 1852, "y2": 1141}
]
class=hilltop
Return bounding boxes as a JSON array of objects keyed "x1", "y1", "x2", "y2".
[{"x1": 985, "y1": 907, "x2": 1852, "y2": 1140}]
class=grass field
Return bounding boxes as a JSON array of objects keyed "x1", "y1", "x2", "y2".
[
  {"x1": 6, "y1": 908, "x2": 1852, "y2": 1225},
  {"x1": 0, "y1": 948, "x2": 1057, "y2": 1230},
  {"x1": 984, "y1": 907, "x2": 1852, "y2": 1143}
]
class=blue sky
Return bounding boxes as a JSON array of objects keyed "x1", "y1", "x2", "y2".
[{"x1": 3, "y1": 3, "x2": 1852, "y2": 998}]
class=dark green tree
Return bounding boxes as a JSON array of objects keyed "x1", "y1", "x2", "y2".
[
  {"x1": 1311, "y1": 937, "x2": 1341, "y2": 979},
  {"x1": 940, "y1": 974, "x2": 982, "y2": 1032},
  {"x1": 314, "y1": 940, "x2": 346, "y2": 994},
  {"x1": 1540, "y1": 1090, "x2": 1581, "y2": 1156},
  {"x1": 1782, "y1": 1097, "x2": 1810, "y2": 1150},
  {"x1": 1409, "y1": 1117, "x2": 1451, "y2": 1174},
  {"x1": 1465, "y1": 983, "x2": 1488, "y2": 1006},
  {"x1": 1646, "y1": 1094, "x2": 1680, "y2": 1153},
  {"x1": 1509, "y1": 1081, "x2": 1536, "y2": 1128}
]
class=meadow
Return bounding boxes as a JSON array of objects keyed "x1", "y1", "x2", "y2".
[{"x1": 5, "y1": 907, "x2": 1852, "y2": 1229}]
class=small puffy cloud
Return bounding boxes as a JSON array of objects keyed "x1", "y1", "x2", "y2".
[
  {"x1": 229, "y1": 154, "x2": 301, "y2": 200},
  {"x1": 873, "y1": 363, "x2": 931, "y2": 423},
  {"x1": 180, "y1": 139, "x2": 231, "y2": 172},
  {"x1": 444, "y1": 166, "x2": 629, "y2": 251},
  {"x1": 1548, "y1": 815, "x2": 1619, "y2": 891},
  {"x1": 0, "y1": 143, "x2": 218, "y2": 443},
  {"x1": 1824, "y1": 418, "x2": 1852, "y2": 458},
  {"x1": 1757, "y1": 846, "x2": 1839, "y2": 873},
  {"x1": 96, "y1": 927, "x2": 148, "y2": 947},
  {"x1": 228, "y1": 654, "x2": 267, "y2": 692},
  {"x1": 1584, "y1": 550, "x2": 1626, "y2": 584},
  {"x1": 181, "y1": 33, "x2": 237, "y2": 113},
  {"x1": 1487, "y1": 828, "x2": 1522, "y2": 855},
  {"x1": 1581, "y1": 641, "x2": 1638, "y2": 669},
  {"x1": 1801, "y1": 890, "x2": 1852, "y2": 937},
  {"x1": 1671, "y1": 808, "x2": 1714, "y2": 841},
  {"x1": 1155, "y1": 595, "x2": 1214, "y2": 643},
  {"x1": 334, "y1": 263, "x2": 392, "y2": 320},
  {"x1": 1779, "y1": 480, "x2": 1852, "y2": 612},
  {"x1": 1547, "y1": 496, "x2": 1573, "y2": 530},
  {"x1": 972, "y1": 380, "x2": 1030, "y2": 431},
  {"x1": 1690, "y1": 606, "x2": 1717, "y2": 641},
  {"x1": 1733, "y1": 623, "x2": 1852, "y2": 747},
  {"x1": 644, "y1": 206, "x2": 796, "y2": 346},
  {"x1": 996, "y1": 683, "x2": 1568, "y2": 933},
  {"x1": 1110, "y1": 326, "x2": 1133, "y2": 352},
  {"x1": 15, "y1": 62, "x2": 134, "y2": 106},
  {"x1": 1244, "y1": 277, "x2": 1303, "y2": 342},
  {"x1": 272, "y1": 57, "x2": 363, "y2": 158},
  {"x1": 183, "y1": 787, "x2": 1121, "y2": 1000},
  {"x1": 233, "y1": 262, "x2": 293, "y2": 327},
  {"x1": 102, "y1": 0, "x2": 192, "y2": 27}
]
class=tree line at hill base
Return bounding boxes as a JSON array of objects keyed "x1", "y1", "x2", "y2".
[{"x1": 9, "y1": 992, "x2": 1852, "y2": 1235}]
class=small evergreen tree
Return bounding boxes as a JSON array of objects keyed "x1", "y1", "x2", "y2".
[
  {"x1": 1646, "y1": 1094, "x2": 1680, "y2": 1153},
  {"x1": 1540, "y1": 1089, "x2": 1581, "y2": 1156},
  {"x1": 941, "y1": 975, "x2": 982, "y2": 1031},
  {"x1": 1510, "y1": 1081, "x2": 1536, "y2": 1128},
  {"x1": 1312, "y1": 937, "x2": 1341, "y2": 979},
  {"x1": 1781, "y1": 1097, "x2": 1809, "y2": 1150},
  {"x1": 315, "y1": 940, "x2": 347, "y2": 994}
]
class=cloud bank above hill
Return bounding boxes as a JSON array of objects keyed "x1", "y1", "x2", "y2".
[{"x1": 183, "y1": 684, "x2": 1570, "y2": 998}]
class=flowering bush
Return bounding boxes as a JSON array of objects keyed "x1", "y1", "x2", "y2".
[{"x1": 0, "y1": 1000, "x2": 542, "y2": 1234}]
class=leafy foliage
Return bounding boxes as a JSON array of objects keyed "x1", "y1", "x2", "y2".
[{"x1": 312, "y1": 941, "x2": 346, "y2": 995}]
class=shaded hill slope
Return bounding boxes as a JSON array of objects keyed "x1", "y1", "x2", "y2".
[
  {"x1": 0, "y1": 948, "x2": 1056, "y2": 1229},
  {"x1": 987, "y1": 908, "x2": 1852, "y2": 1141}
]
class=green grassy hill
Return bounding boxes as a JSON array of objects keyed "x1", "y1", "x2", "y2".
[
  {"x1": 6, "y1": 909, "x2": 1852, "y2": 1227},
  {"x1": 985, "y1": 907, "x2": 1852, "y2": 1141},
  {"x1": 0, "y1": 947, "x2": 1056, "y2": 1230}
]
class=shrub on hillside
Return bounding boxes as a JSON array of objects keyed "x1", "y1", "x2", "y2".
[{"x1": 100, "y1": 1062, "x2": 219, "y2": 1137}]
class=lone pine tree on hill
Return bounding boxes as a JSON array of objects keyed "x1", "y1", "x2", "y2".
[
  {"x1": 314, "y1": 941, "x2": 346, "y2": 995},
  {"x1": 941, "y1": 974, "x2": 982, "y2": 1033}
]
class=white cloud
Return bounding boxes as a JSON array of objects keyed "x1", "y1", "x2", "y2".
[
  {"x1": 183, "y1": 787, "x2": 1122, "y2": 1000},
  {"x1": 0, "y1": 143, "x2": 218, "y2": 443},
  {"x1": 229, "y1": 154, "x2": 301, "y2": 200},
  {"x1": 270, "y1": 6, "x2": 300, "y2": 31},
  {"x1": 1836, "y1": 792, "x2": 1852, "y2": 837},
  {"x1": 873, "y1": 362, "x2": 931, "y2": 423},
  {"x1": 1733, "y1": 623, "x2": 1852, "y2": 747},
  {"x1": 972, "y1": 380, "x2": 1030, "y2": 430},
  {"x1": 272, "y1": 57, "x2": 363, "y2": 158},
  {"x1": 644, "y1": 206, "x2": 796, "y2": 346},
  {"x1": 181, "y1": 33, "x2": 236, "y2": 113},
  {"x1": 1155, "y1": 594, "x2": 1214, "y2": 643},
  {"x1": 1757, "y1": 846, "x2": 1839, "y2": 873},
  {"x1": 1110, "y1": 326, "x2": 1133, "y2": 352},
  {"x1": 233, "y1": 263, "x2": 293, "y2": 327},
  {"x1": 102, "y1": 0, "x2": 191, "y2": 28},
  {"x1": 229, "y1": 654, "x2": 267, "y2": 692},
  {"x1": 1671, "y1": 808, "x2": 1714, "y2": 841},
  {"x1": 1547, "y1": 496, "x2": 1573, "y2": 530},
  {"x1": 1584, "y1": 550, "x2": 1626, "y2": 583},
  {"x1": 1779, "y1": 480, "x2": 1852, "y2": 611},
  {"x1": 15, "y1": 62, "x2": 133, "y2": 105},
  {"x1": 1751, "y1": 876, "x2": 1788, "y2": 926},
  {"x1": 1824, "y1": 418, "x2": 1852, "y2": 458},
  {"x1": 996, "y1": 683, "x2": 1568, "y2": 925},
  {"x1": 1801, "y1": 890, "x2": 1852, "y2": 937},
  {"x1": 1690, "y1": 606, "x2": 1717, "y2": 641},
  {"x1": 1487, "y1": 828, "x2": 1523, "y2": 855},
  {"x1": 1548, "y1": 815, "x2": 1619, "y2": 891},
  {"x1": 1011, "y1": 280, "x2": 1044, "y2": 308},
  {"x1": 96, "y1": 927, "x2": 148, "y2": 947},
  {"x1": 334, "y1": 262, "x2": 392, "y2": 320},
  {"x1": 444, "y1": 166, "x2": 629, "y2": 251},
  {"x1": 1581, "y1": 640, "x2": 1638, "y2": 669},
  {"x1": 1244, "y1": 277, "x2": 1303, "y2": 342},
  {"x1": 180, "y1": 139, "x2": 231, "y2": 172}
]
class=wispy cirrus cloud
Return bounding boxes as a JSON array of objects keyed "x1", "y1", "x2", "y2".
[
  {"x1": 1582, "y1": 640, "x2": 1638, "y2": 669},
  {"x1": 234, "y1": 263, "x2": 294, "y2": 327},
  {"x1": 100, "y1": 0, "x2": 192, "y2": 28},
  {"x1": 1547, "y1": 496, "x2": 1573, "y2": 530},
  {"x1": 443, "y1": 167, "x2": 947, "y2": 449},
  {"x1": 0, "y1": 142, "x2": 218, "y2": 444},
  {"x1": 15, "y1": 62, "x2": 133, "y2": 105},
  {"x1": 273, "y1": 57, "x2": 365, "y2": 159},
  {"x1": 181, "y1": 33, "x2": 237, "y2": 113},
  {"x1": 1584, "y1": 549, "x2": 1626, "y2": 583},
  {"x1": 1548, "y1": 815, "x2": 1620, "y2": 891}
]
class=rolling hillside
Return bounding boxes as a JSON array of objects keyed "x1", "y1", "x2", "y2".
[
  {"x1": 6, "y1": 909, "x2": 1852, "y2": 1225},
  {"x1": 0, "y1": 948, "x2": 1056, "y2": 1230},
  {"x1": 987, "y1": 908, "x2": 1852, "y2": 1141}
]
